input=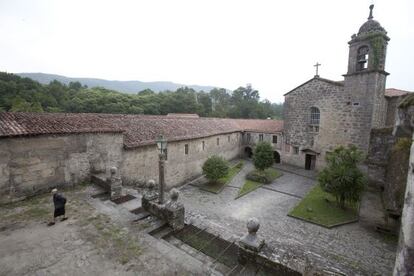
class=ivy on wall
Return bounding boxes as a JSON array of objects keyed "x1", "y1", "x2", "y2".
[{"x1": 369, "y1": 36, "x2": 384, "y2": 70}]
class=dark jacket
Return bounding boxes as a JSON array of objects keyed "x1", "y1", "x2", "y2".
[{"x1": 53, "y1": 193, "x2": 67, "y2": 209}]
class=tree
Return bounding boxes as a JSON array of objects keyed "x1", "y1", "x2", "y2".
[
  {"x1": 202, "y1": 155, "x2": 229, "y2": 184},
  {"x1": 253, "y1": 142, "x2": 274, "y2": 171},
  {"x1": 318, "y1": 145, "x2": 366, "y2": 208}
]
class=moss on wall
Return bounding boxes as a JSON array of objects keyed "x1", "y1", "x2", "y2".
[{"x1": 384, "y1": 137, "x2": 411, "y2": 212}]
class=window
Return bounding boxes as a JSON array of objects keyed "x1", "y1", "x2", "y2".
[
  {"x1": 357, "y1": 46, "x2": 369, "y2": 71},
  {"x1": 272, "y1": 135, "x2": 278, "y2": 144},
  {"x1": 293, "y1": 146, "x2": 299, "y2": 155},
  {"x1": 217, "y1": 138, "x2": 220, "y2": 146},
  {"x1": 202, "y1": 141, "x2": 205, "y2": 150},
  {"x1": 247, "y1": 133, "x2": 251, "y2": 142},
  {"x1": 228, "y1": 135, "x2": 230, "y2": 142},
  {"x1": 310, "y1": 107, "x2": 320, "y2": 125},
  {"x1": 185, "y1": 144, "x2": 189, "y2": 155},
  {"x1": 259, "y1": 134, "x2": 264, "y2": 141}
]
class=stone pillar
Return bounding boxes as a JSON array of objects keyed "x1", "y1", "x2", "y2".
[
  {"x1": 238, "y1": 218, "x2": 265, "y2": 265},
  {"x1": 141, "y1": 187, "x2": 185, "y2": 231},
  {"x1": 109, "y1": 167, "x2": 122, "y2": 200},
  {"x1": 158, "y1": 153, "x2": 166, "y2": 204}
]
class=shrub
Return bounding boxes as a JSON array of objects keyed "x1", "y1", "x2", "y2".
[
  {"x1": 202, "y1": 155, "x2": 229, "y2": 184},
  {"x1": 246, "y1": 167, "x2": 281, "y2": 184},
  {"x1": 318, "y1": 145, "x2": 366, "y2": 208},
  {"x1": 235, "y1": 161, "x2": 244, "y2": 169},
  {"x1": 253, "y1": 142, "x2": 274, "y2": 171},
  {"x1": 246, "y1": 170, "x2": 271, "y2": 184}
]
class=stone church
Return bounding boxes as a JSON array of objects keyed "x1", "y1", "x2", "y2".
[
  {"x1": 0, "y1": 5, "x2": 410, "y2": 204},
  {"x1": 281, "y1": 5, "x2": 410, "y2": 171}
]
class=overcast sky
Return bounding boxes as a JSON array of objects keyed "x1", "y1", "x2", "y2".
[{"x1": 0, "y1": 0, "x2": 412, "y2": 103}]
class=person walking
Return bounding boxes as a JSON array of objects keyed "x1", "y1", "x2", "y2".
[{"x1": 48, "y1": 188, "x2": 67, "y2": 226}]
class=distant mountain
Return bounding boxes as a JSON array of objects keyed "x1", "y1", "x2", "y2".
[{"x1": 16, "y1": 73, "x2": 218, "y2": 93}]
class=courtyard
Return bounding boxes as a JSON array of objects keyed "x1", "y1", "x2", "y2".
[
  {"x1": 0, "y1": 161, "x2": 397, "y2": 275},
  {"x1": 180, "y1": 161, "x2": 397, "y2": 275}
]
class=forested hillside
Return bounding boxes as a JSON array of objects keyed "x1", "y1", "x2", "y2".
[
  {"x1": 17, "y1": 72, "x2": 217, "y2": 93},
  {"x1": 0, "y1": 72, "x2": 283, "y2": 119}
]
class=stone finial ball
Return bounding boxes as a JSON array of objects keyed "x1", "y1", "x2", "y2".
[
  {"x1": 170, "y1": 188, "x2": 179, "y2": 201},
  {"x1": 147, "y1": 179, "x2": 155, "y2": 189},
  {"x1": 110, "y1": 167, "x2": 117, "y2": 175},
  {"x1": 246, "y1": 217, "x2": 260, "y2": 234}
]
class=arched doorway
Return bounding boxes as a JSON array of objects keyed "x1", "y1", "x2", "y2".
[
  {"x1": 273, "y1": 151, "x2": 280, "y2": 164},
  {"x1": 245, "y1": 147, "x2": 253, "y2": 158}
]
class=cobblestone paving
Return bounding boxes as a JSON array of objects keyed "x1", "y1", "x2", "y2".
[{"x1": 181, "y1": 161, "x2": 397, "y2": 275}]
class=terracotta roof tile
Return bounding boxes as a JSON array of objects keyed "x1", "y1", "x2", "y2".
[
  {"x1": 0, "y1": 112, "x2": 283, "y2": 148},
  {"x1": 385, "y1": 88, "x2": 411, "y2": 97}
]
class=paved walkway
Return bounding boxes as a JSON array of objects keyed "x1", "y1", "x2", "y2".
[
  {"x1": 274, "y1": 162, "x2": 317, "y2": 179},
  {"x1": 180, "y1": 160, "x2": 397, "y2": 275}
]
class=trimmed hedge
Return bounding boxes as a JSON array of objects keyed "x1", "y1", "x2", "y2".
[{"x1": 246, "y1": 168, "x2": 282, "y2": 184}]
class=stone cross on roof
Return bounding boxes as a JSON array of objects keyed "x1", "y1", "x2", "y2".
[{"x1": 314, "y1": 62, "x2": 321, "y2": 78}]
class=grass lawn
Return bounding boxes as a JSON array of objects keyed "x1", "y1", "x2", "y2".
[
  {"x1": 288, "y1": 184, "x2": 359, "y2": 228},
  {"x1": 200, "y1": 161, "x2": 244, "y2": 194},
  {"x1": 263, "y1": 167, "x2": 282, "y2": 181},
  {"x1": 236, "y1": 180, "x2": 263, "y2": 199}
]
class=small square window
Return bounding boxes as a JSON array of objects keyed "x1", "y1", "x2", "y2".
[
  {"x1": 293, "y1": 146, "x2": 299, "y2": 155},
  {"x1": 185, "y1": 144, "x2": 189, "y2": 155},
  {"x1": 217, "y1": 138, "x2": 220, "y2": 146},
  {"x1": 272, "y1": 135, "x2": 278, "y2": 144},
  {"x1": 259, "y1": 134, "x2": 264, "y2": 141}
]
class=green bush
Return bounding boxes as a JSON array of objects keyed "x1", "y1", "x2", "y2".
[
  {"x1": 202, "y1": 156, "x2": 229, "y2": 184},
  {"x1": 246, "y1": 170, "x2": 271, "y2": 184},
  {"x1": 253, "y1": 142, "x2": 274, "y2": 171},
  {"x1": 246, "y1": 168, "x2": 282, "y2": 184},
  {"x1": 235, "y1": 161, "x2": 244, "y2": 169},
  {"x1": 318, "y1": 145, "x2": 366, "y2": 208}
]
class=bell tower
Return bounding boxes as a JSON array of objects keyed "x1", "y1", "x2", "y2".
[
  {"x1": 343, "y1": 5, "x2": 390, "y2": 152},
  {"x1": 346, "y1": 5, "x2": 389, "y2": 75}
]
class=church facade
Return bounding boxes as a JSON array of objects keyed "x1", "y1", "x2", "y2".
[{"x1": 280, "y1": 5, "x2": 409, "y2": 171}]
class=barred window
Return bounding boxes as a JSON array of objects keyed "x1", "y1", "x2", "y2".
[
  {"x1": 310, "y1": 107, "x2": 320, "y2": 125},
  {"x1": 259, "y1": 134, "x2": 264, "y2": 141}
]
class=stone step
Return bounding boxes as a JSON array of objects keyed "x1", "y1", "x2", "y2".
[
  {"x1": 151, "y1": 224, "x2": 174, "y2": 239},
  {"x1": 133, "y1": 210, "x2": 151, "y2": 221},
  {"x1": 145, "y1": 219, "x2": 167, "y2": 234}
]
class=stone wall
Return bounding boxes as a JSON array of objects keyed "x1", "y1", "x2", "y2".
[
  {"x1": 121, "y1": 132, "x2": 242, "y2": 188},
  {"x1": 367, "y1": 128, "x2": 410, "y2": 216},
  {"x1": 0, "y1": 133, "x2": 123, "y2": 204},
  {"x1": 366, "y1": 128, "x2": 396, "y2": 188},
  {"x1": 242, "y1": 132, "x2": 282, "y2": 151},
  {"x1": 386, "y1": 95, "x2": 409, "y2": 127}
]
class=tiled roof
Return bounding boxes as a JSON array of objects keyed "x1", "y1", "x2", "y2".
[
  {"x1": 0, "y1": 112, "x2": 283, "y2": 148},
  {"x1": 385, "y1": 88, "x2": 411, "y2": 97}
]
